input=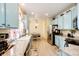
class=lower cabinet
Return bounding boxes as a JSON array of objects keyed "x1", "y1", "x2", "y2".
[
  {"x1": 55, "y1": 35, "x2": 60, "y2": 47},
  {"x1": 59, "y1": 50, "x2": 70, "y2": 56},
  {"x1": 55, "y1": 35, "x2": 69, "y2": 56},
  {"x1": 59, "y1": 37, "x2": 65, "y2": 48},
  {"x1": 55, "y1": 35, "x2": 66, "y2": 48}
]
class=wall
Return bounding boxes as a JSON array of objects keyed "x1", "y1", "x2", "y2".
[{"x1": 29, "y1": 16, "x2": 49, "y2": 40}]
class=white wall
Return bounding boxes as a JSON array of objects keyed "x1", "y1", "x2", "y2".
[{"x1": 29, "y1": 17, "x2": 49, "y2": 40}]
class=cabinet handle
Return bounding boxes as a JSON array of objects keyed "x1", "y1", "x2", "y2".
[
  {"x1": 60, "y1": 14, "x2": 64, "y2": 16},
  {"x1": 66, "y1": 10, "x2": 71, "y2": 13},
  {"x1": 7, "y1": 24, "x2": 10, "y2": 27},
  {"x1": 2, "y1": 24, "x2": 5, "y2": 26},
  {"x1": 53, "y1": 18, "x2": 55, "y2": 20}
]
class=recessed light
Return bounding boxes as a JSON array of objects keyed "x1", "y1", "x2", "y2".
[
  {"x1": 20, "y1": 3, "x2": 25, "y2": 6},
  {"x1": 32, "y1": 12, "x2": 34, "y2": 15},
  {"x1": 45, "y1": 13, "x2": 48, "y2": 16}
]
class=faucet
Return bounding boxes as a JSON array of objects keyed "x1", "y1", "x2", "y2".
[{"x1": 64, "y1": 39, "x2": 69, "y2": 47}]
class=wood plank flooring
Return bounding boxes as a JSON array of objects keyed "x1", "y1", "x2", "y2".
[{"x1": 29, "y1": 38, "x2": 58, "y2": 56}]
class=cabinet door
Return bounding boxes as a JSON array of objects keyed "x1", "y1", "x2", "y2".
[
  {"x1": 71, "y1": 6, "x2": 77, "y2": 21},
  {"x1": 77, "y1": 4, "x2": 79, "y2": 29},
  {"x1": 71, "y1": 6, "x2": 77, "y2": 29},
  {"x1": 0, "y1": 3, "x2": 5, "y2": 28},
  {"x1": 64, "y1": 10, "x2": 72, "y2": 29},
  {"x1": 58, "y1": 15, "x2": 64, "y2": 29},
  {"x1": 59, "y1": 37, "x2": 65, "y2": 48},
  {"x1": 55, "y1": 36, "x2": 60, "y2": 47},
  {"x1": 6, "y1": 3, "x2": 19, "y2": 28},
  {"x1": 71, "y1": 6, "x2": 77, "y2": 20}
]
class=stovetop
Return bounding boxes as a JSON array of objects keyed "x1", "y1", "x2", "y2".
[
  {"x1": 0, "y1": 45, "x2": 14, "y2": 56},
  {"x1": 0, "y1": 40, "x2": 9, "y2": 56}
]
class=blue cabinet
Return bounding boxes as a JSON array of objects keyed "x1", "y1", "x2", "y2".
[
  {"x1": 59, "y1": 50, "x2": 70, "y2": 56},
  {"x1": 64, "y1": 10, "x2": 72, "y2": 29},
  {"x1": 0, "y1": 3, "x2": 19, "y2": 29},
  {"x1": 58, "y1": 15, "x2": 64, "y2": 29},
  {"x1": 6, "y1": 3, "x2": 19, "y2": 28},
  {"x1": 77, "y1": 4, "x2": 79, "y2": 29},
  {"x1": 71, "y1": 6, "x2": 77, "y2": 20},
  {"x1": 59, "y1": 37, "x2": 65, "y2": 48},
  {"x1": 0, "y1": 3, "x2": 5, "y2": 28},
  {"x1": 71, "y1": 5, "x2": 77, "y2": 29},
  {"x1": 55, "y1": 35, "x2": 60, "y2": 47},
  {"x1": 55, "y1": 35, "x2": 65, "y2": 48}
]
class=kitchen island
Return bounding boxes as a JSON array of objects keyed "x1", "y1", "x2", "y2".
[{"x1": 2, "y1": 35, "x2": 32, "y2": 56}]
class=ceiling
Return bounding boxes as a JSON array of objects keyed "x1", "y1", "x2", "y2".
[{"x1": 25, "y1": 3, "x2": 75, "y2": 18}]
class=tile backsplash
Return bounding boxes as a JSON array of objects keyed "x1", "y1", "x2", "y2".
[{"x1": 61, "y1": 30, "x2": 79, "y2": 37}]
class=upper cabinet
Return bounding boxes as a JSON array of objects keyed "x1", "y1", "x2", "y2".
[
  {"x1": 77, "y1": 4, "x2": 79, "y2": 29},
  {"x1": 71, "y1": 5, "x2": 77, "y2": 20},
  {"x1": 64, "y1": 10, "x2": 72, "y2": 29},
  {"x1": 58, "y1": 14, "x2": 64, "y2": 29},
  {"x1": 52, "y1": 17, "x2": 58, "y2": 25},
  {"x1": 54, "y1": 17, "x2": 58, "y2": 24},
  {"x1": 6, "y1": 3, "x2": 19, "y2": 28},
  {"x1": 52, "y1": 4, "x2": 77, "y2": 30},
  {"x1": 0, "y1": 3, "x2": 19, "y2": 29},
  {"x1": 71, "y1": 5, "x2": 77, "y2": 29},
  {"x1": 0, "y1": 3, "x2": 5, "y2": 28}
]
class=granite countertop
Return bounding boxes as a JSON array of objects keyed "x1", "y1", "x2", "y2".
[
  {"x1": 60, "y1": 44, "x2": 79, "y2": 56},
  {"x1": 2, "y1": 35, "x2": 32, "y2": 56}
]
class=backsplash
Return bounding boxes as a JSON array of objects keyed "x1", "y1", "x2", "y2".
[
  {"x1": 61, "y1": 31, "x2": 71, "y2": 36},
  {"x1": 0, "y1": 29, "x2": 10, "y2": 33},
  {"x1": 61, "y1": 30, "x2": 79, "y2": 37}
]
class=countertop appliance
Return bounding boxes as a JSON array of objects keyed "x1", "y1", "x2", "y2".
[{"x1": 0, "y1": 33, "x2": 9, "y2": 55}]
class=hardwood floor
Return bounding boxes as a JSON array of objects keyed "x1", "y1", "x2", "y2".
[{"x1": 29, "y1": 38, "x2": 58, "y2": 56}]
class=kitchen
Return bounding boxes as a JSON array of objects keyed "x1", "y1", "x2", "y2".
[{"x1": 0, "y1": 3, "x2": 79, "y2": 56}]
